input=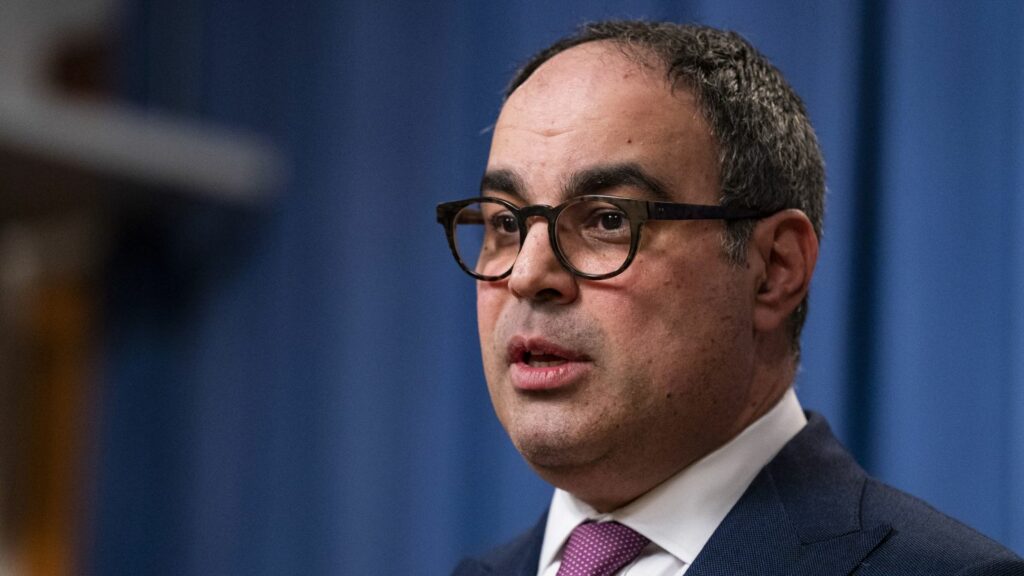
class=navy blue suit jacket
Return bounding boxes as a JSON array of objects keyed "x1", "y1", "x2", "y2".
[{"x1": 453, "y1": 414, "x2": 1024, "y2": 576}]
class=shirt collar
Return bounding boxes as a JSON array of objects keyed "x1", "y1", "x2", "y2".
[{"x1": 538, "y1": 388, "x2": 807, "y2": 573}]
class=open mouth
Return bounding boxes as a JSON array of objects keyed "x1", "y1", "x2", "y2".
[
  {"x1": 521, "y1": 351, "x2": 569, "y2": 367},
  {"x1": 506, "y1": 338, "x2": 591, "y2": 391},
  {"x1": 507, "y1": 336, "x2": 588, "y2": 368}
]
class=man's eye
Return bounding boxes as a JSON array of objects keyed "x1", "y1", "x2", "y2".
[
  {"x1": 490, "y1": 213, "x2": 518, "y2": 234},
  {"x1": 585, "y1": 209, "x2": 626, "y2": 232},
  {"x1": 597, "y1": 212, "x2": 624, "y2": 231},
  {"x1": 571, "y1": 204, "x2": 631, "y2": 244}
]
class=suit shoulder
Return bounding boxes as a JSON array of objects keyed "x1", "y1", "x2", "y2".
[
  {"x1": 451, "y1": 514, "x2": 546, "y2": 576},
  {"x1": 859, "y1": 478, "x2": 1023, "y2": 575}
]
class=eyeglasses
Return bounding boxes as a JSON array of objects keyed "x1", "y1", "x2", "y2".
[{"x1": 436, "y1": 195, "x2": 769, "y2": 281}]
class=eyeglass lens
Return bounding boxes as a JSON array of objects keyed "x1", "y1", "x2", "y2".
[{"x1": 451, "y1": 199, "x2": 633, "y2": 278}]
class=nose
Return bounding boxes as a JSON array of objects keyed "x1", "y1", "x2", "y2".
[{"x1": 507, "y1": 219, "x2": 579, "y2": 303}]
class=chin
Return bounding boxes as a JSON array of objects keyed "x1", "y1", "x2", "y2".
[{"x1": 511, "y1": 428, "x2": 610, "y2": 472}]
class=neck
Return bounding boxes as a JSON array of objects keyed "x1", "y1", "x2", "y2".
[{"x1": 536, "y1": 344, "x2": 797, "y2": 513}]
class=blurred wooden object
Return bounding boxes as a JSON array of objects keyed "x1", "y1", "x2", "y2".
[
  {"x1": 1, "y1": 215, "x2": 102, "y2": 576},
  {"x1": 24, "y1": 261, "x2": 93, "y2": 576}
]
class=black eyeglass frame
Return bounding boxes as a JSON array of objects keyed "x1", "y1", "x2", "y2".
[{"x1": 436, "y1": 195, "x2": 771, "y2": 281}]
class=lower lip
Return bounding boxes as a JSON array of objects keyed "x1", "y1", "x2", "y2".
[{"x1": 510, "y1": 361, "x2": 590, "y2": 391}]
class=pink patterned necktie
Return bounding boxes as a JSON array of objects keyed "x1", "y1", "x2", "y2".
[{"x1": 556, "y1": 521, "x2": 650, "y2": 576}]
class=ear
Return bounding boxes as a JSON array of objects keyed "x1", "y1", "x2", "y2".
[{"x1": 749, "y1": 209, "x2": 818, "y2": 333}]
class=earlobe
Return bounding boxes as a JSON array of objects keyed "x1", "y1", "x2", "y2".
[{"x1": 750, "y1": 210, "x2": 818, "y2": 333}]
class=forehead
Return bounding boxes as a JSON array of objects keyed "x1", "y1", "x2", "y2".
[
  {"x1": 488, "y1": 42, "x2": 719, "y2": 204},
  {"x1": 503, "y1": 43, "x2": 670, "y2": 124}
]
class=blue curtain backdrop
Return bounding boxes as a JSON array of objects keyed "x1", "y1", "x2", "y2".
[{"x1": 92, "y1": 1, "x2": 1023, "y2": 574}]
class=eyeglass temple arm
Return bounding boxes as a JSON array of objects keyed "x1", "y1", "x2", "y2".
[
  {"x1": 648, "y1": 202, "x2": 768, "y2": 221},
  {"x1": 437, "y1": 204, "x2": 485, "y2": 225}
]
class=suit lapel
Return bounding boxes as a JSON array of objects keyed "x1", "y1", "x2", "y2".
[
  {"x1": 452, "y1": 513, "x2": 546, "y2": 576},
  {"x1": 685, "y1": 467, "x2": 803, "y2": 576},
  {"x1": 688, "y1": 414, "x2": 891, "y2": 576}
]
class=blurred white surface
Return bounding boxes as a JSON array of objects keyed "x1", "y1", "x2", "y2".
[{"x1": 0, "y1": 0, "x2": 284, "y2": 205}]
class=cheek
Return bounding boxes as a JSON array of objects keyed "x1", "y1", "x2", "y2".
[
  {"x1": 476, "y1": 289, "x2": 508, "y2": 416},
  {"x1": 476, "y1": 283, "x2": 510, "y2": 376},
  {"x1": 597, "y1": 251, "x2": 749, "y2": 376},
  {"x1": 476, "y1": 282, "x2": 502, "y2": 339},
  {"x1": 580, "y1": 286, "x2": 663, "y2": 388}
]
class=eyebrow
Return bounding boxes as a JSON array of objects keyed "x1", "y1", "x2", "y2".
[
  {"x1": 565, "y1": 163, "x2": 672, "y2": 201},
  {"x1": 481, "y1": 163, "x2": 674, "y2": 205},
  {"x1": 480, "y1": 169, "x2": 526, "y2": 200}
]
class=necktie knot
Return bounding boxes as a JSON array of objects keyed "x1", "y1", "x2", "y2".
[{"x1": 556, "y1": 521, "x2": 650, "y2": 576}]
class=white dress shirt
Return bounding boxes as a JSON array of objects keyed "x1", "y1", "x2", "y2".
[{"x1": 537, "y1": 388, "x2": 807, "y2": 576}]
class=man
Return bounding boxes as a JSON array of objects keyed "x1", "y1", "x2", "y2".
[{"x1": 437, "y1": 21, "x2": 1023, "y2": 576}]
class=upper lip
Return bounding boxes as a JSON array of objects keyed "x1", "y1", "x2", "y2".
[{"x1": 507, "y1": 335, "x2": 589, "y2": 364}]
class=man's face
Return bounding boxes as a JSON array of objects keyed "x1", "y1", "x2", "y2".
[{"x1": 477, "y1": 43, "x2": 762, "y2": 506}]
